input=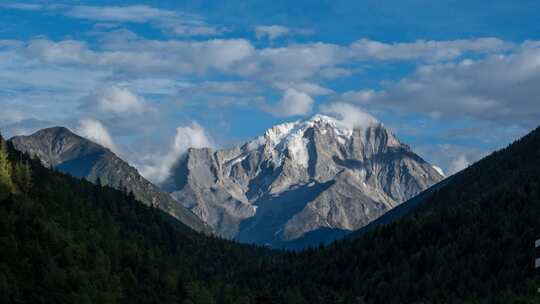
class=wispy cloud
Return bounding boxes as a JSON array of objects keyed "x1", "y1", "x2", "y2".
[
  {"x1": 3, "y1": 3, "x2": 225, "y2": 37},
  {"x1": 65, "y1": 5, "x2": 177, "y2": 22},
  {"x1": 0, "y1": 3, "x2": 44, "y2": 11}
]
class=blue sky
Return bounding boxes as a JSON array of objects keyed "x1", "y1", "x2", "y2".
[{"x1": 1, "y1": 1, "x2": 539, "y2": 181}]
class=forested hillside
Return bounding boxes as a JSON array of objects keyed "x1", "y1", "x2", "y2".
[
  {"x1": 2, "y1": 125, "x2": 540, "y2": 303},
  {"x1": 0, "y1": 135, "x2": 269, "y2": 304},
  {"x1": 265, "y1": 126, "x2": 540, "y2": 303}
]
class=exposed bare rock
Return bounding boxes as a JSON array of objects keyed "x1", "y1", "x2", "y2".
[{"x1": 164, "y1": 115, "x2": 443, "y2": 247}]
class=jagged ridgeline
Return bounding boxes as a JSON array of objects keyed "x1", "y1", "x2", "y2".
[
  {"x1": 0, "y1": 133, "x2": 269, "y2": 303},
  {"x1": 9, "y1": 127, "x2": 210, "y2": 234},
  {"x1": 164, "y1": 115, "x2": 443, "y2": 248},
  {"x1": 2, "y1": 124, "x2": 540, "y2": 303}
]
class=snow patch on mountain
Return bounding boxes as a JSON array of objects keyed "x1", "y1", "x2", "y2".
[
  {"x1": 432, "y1": 165, "x2": 445, "y2": 177},
  {"x1": 163, "y1": 111, "x2": 444, "y2": 246},
  {"x1": 241, "y1": 114, "x2": 381, "y2": 168}
]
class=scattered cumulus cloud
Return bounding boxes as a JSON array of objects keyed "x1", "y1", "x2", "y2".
[
  {"x1": 25, "y1": 39, "x2": 93, "y2": 64},
  {"x1": 340, "y1": 42, "x2": 540, "y2": 128},
  {"x1": 0, "y1": 2, "x2": 537, "y2": 174},
  {"x1": 14, "y1": 36, "x2": 515, "y2": 93},
  {"x1": 350, "y1": 38, "x2": 512, "y2": 62},
  {"x1": 31, "y1": 37, "x2": 253, "y2": 75}
]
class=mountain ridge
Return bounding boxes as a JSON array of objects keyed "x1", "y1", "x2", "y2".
[
  {"x1": 2, "y1": 124, "x2": 540, "y2": 302},
  {"x1": 163, "y1": 114, "x2": 443, "y2": 247},
  {"x1": 9, "y1": 126, "x2": 210, "y2": 233}
]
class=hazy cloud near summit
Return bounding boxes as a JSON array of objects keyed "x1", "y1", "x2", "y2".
[
  {"x1": 320, "y1": 102, "x2": 378, "y2": 130},
  {"x1": 77, "y1": 118, "x2": 121, "y2": 154},
  {"x1": 139, "y1": 122, "x2": 214, "y2": 183}
]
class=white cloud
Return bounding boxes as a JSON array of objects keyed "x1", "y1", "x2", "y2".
[
  {"x1": 350, "y1": 38, "x2": 512, "y2": 62},
  {"x1": 448, "y1": 155, "x2": 469, "y2": 175},
  {"x1": 248, "y1": 38, "x2": 510, "y2": 83},
  {"x1": 139, "y1": 122, "x2": 213, "y2": 183},
  {"x1": 22, "y1": 37, "x2": 255, "y2": 76},
  {"x1": 77, "y1": 118, "x2": 120, "y2": 154},
  {"x1": 66, "y1": 5, "x2": 176, "y2": 23},
  {"x1": 266, "y1": 88, "x2": 314, "y2": 117},
  {"x1": 17, "y1": 36, "x2": 514, "y2": 91},
  {"x1": 4, "y1": 3, "x2": 224, "y2": 37},
  {"x1": 320, "y1": 102, "x2": 378, "y2": 129},
  {"x1": 65, "y1": 5, "x2": 223, "y2": 37},
  {"x1": 1, "y1": 30, "x2": 533, "y2": 176},
  {"x1": 91, "y1": 86, "x2": 146, "y2": 115},
  {"x1": 25, "y1": 39, "x2": 94, "y2": 64},
  {"x1": 256, "y1": 43, "x2": 348, "y2": 81},
  {"x1": 340, "y1": 42, "x2": 540, "y2": 128}
]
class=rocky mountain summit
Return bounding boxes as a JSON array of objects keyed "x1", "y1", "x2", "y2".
[
  {"x1": 10, "y1": 127, "x2": 209, "y2": 233},
  {"x1": 162, "y1": 114, "x2": 443, "y2": 247}
]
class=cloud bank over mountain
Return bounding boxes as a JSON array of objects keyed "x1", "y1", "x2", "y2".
[{"x1": 0, "y1": 2, "x2": 538, "y2": 177}]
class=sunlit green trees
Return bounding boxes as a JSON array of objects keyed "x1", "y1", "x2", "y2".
[{"x1": 0, "y1": 136, "x2": 13, "y2": 200}]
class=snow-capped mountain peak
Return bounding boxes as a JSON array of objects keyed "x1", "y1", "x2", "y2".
[
  {"x1": 248, "y1": 113, "x2": 380, "y2": 151},
  {"x1": 164, "y1": 113, "x2": 443, "y2": 247}
]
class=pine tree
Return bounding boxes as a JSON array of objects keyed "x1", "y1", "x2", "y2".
[
  {"x1": 13, "y1": 160, "x2": 32, "y2": 193},
  {"x1": 0, "y1": 136, "x2": 13, "y2": 200}
]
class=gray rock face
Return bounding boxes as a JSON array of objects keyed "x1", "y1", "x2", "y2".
[
  {"x1": 10, "y1": 127, "x2": 210, "y2": 234},
  {"x1": 163, "y1": 115, "x2": 443, "y2": 246}
]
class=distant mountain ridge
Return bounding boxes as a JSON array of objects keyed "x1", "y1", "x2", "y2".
[
  {"x1": 163, "y1": 114, "x2": 443, "y2": 247},
  {"x1": 10, "y1": 127, "x2": 210, "y2": 233}
]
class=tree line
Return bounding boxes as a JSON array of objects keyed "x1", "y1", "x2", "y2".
[{"x1": 1, "y1": 129, "x2": 540, "y2": 303}]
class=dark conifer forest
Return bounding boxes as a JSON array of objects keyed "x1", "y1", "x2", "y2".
[{"x1": 2, "y1": 125, "x2": 540, "y2": 303}]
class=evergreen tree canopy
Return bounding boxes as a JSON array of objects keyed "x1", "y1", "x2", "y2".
[
  {"x1": 2, "y1": 125, "x2": 540, "y2": 303},
  {"x1": 0, "y1": 136, "x2": 13, "y2": 201}
]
